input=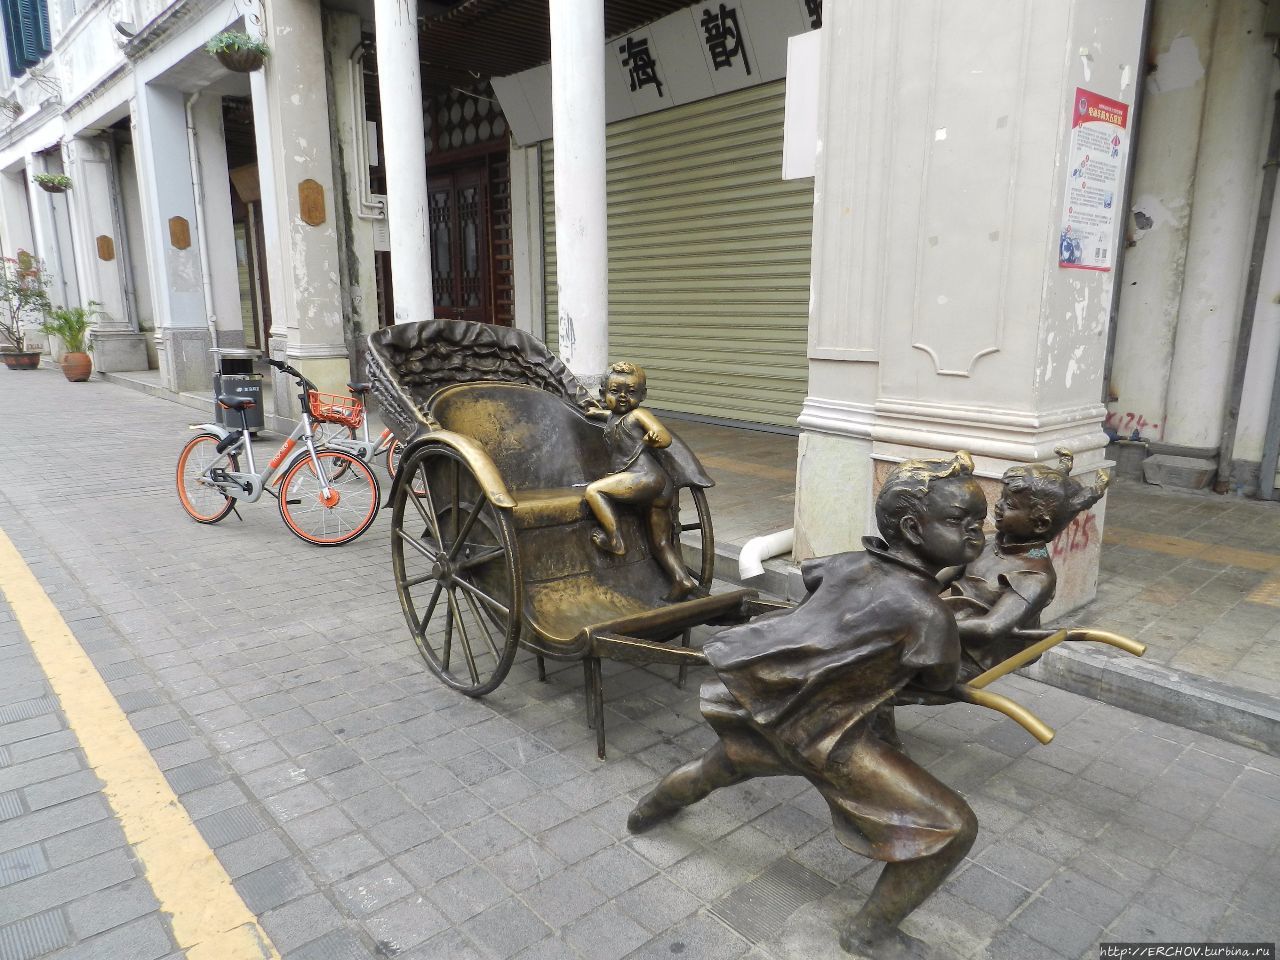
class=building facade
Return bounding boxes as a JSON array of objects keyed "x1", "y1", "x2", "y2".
[{"x1": 2, "y1": 0, "x2": 1277, "y2": 614}]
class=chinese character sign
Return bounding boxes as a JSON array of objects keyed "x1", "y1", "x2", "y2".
[
  {"x1": 619, "y1": 36, "x2": 665, "y2": 97},
  {"x1": 1059, "y1": 88, "x2": 1129, "y2": 272},
  {"x1": 701, "y1": 4, "x2": 751, "y2": 75}
]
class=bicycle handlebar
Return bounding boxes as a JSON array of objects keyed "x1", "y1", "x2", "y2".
[{"x1": 261, "y1": 356, "x2": 317, "y2": 392}]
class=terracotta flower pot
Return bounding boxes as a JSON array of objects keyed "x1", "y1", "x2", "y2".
[
  {"x1": 215, "y1": 48, "x2": 265, "y2": 72},
  {"x1": 1, "y1": 350, "x2": 41, "y2": 370},
  {"x1": 60, "y1": 351, "x2": 92, "y2": 382}
]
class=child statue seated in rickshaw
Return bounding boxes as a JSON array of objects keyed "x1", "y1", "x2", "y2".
[{"x1": 585, "y1": 361, "x2": 698, "y2": 601}]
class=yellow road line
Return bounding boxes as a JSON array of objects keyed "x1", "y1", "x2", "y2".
[{"x1": 0, "y1": 527, "x2": 278, "y2": 960}]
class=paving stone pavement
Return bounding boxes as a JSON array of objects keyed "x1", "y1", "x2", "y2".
[{"x1": 0, "y1": 369, "x2": 1278, "y2": 960}]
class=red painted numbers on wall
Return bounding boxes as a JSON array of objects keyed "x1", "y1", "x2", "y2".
[
  {"x1": 1051, "y1": 512, "x2": 1099, "y2": 559},
  {"x1": 1104, "y1": 410, "x2": 1160, "y2": 437}
]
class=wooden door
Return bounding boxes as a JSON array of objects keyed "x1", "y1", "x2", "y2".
[{"x1": 429, "y1": 166, "x2": 490, "y2": 324}]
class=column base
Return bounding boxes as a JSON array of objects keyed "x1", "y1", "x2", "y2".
[
  {"x1": 90, "y1": 330, "x2": 151, "y2": 373},
  {"x1": 157, "y1": 327, "x2": 213, "y2": 394}
]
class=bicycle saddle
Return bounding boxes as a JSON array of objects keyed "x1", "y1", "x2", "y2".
[
  {"x1": 218, "y1": 394, "x2": 256, "y2": 410},
  {"x1": 347, "y1": 381, "x2": 372, "y2": 395}
]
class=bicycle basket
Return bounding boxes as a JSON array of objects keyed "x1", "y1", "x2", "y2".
[{"x1": 307, "y1": 390, "x2": 364, "y2": 429}]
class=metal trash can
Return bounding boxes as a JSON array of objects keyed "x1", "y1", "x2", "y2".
[{"x1": 215, "y1": 353, "x2": 264, "y2": 432}]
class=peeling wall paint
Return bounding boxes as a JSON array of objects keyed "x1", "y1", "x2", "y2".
[{"x1": 1147, "y1": 34, "x2": 1206, "y2": 94}]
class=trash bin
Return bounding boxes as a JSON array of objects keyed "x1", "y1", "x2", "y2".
[{"x1": 215, "y1": 350, "x2": 264, "y2": 435}]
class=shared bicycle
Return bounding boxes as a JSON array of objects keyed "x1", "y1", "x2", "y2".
[{"x1": 175, "y1": 358, "x2": 381, "y2": 546}]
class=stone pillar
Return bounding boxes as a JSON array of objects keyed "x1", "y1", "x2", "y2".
[
  {"x1": 252, "y1": 0, "x2": 350, "y2": 425},
  {"x1": 62, "y1": 136, "x2": 149, "y2": 371},
  {"x1": 189, "y1": 94, "x2": 244, "y2": 350},
  {"x1": 25, "y1": 154, "x2": 80, "y2": 324},
  {"x1": 132, "y1": 83, "x2": 212, "y2": 393},
  {"x1": 794, "y1": 0, "x2": 1147, "y2": 617},
  {"x1": 1106, "y1": 0, "x2": 1218, "y2": 442},
  {"x1": 1161, "y1": 0, "x2": 1274, "y2": 454},
  {"x1": 372, "y1": 0, "x2": 434, "y2": 323},
  {"x1": 548, "y1": 0, "x2": 608, "y2": 381},
  {"x1": 0, "y1": 168, "x2": 36, "y2": 259}
]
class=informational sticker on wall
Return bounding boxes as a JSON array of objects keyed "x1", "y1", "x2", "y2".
[{"x1": 1059, "y1": 87, "x2": 1129, "y2": 272}]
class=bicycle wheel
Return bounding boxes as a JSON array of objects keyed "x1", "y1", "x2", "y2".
[
  {"x1": 278, "y1": 450, "x2": 380, "y2": 545},
  {"x1": 385, "y1": 437, "x2": 403, "y2": 479},
  {"x1": 176, "y1": 433, "x2": 239, "y2": 524}
]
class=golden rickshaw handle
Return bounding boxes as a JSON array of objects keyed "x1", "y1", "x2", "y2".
[{"x1": 951, "y1": 628, "x2": 1148, "y2": 744}]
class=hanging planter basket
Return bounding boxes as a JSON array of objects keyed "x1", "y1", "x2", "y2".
[
  {"x1": 214, "y1": 47, "x2": 266, "y2": 72},
  {"x1": 33, "y1": 175, "x2": 72, "y2": 194}
]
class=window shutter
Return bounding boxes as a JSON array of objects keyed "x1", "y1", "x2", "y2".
[{"x1": 3, "y1": 0, "x2": 51, "y2": 75}]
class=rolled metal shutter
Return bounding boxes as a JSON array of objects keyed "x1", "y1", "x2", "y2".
[{"x1": 543, "y1": 80, "x2": 812, "y2": 428}]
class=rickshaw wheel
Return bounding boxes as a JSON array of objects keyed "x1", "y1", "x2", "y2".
[
  {"x1": 391, "y1": 443, "x2": 522, "y2": 697},
  {"x1": 673, "y1": 486, "x2": 715, "y2": 589}
]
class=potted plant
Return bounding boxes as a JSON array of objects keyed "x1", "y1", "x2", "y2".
[
  {"x1": 32, "y1": 173, "x2": 72, "y2": 194},
  {"x1": 0, "y1": 251, "x2": 51, "y2": 370},
  {"x1": 205, "y1": 31, "x2": 269, "y2": 72},
  {"x1": 40, "y1": 302, "x2": 101, "y2": 382}
]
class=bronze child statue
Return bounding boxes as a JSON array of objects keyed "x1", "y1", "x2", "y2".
[
  {"x1": 947, "y1": 447, "x2": 1110, "y2": 677},
  {"x1": 586, "y1": 361, "x2": 698, "y2": 600},
  {"x1": 628, "y1": 452, "x2": 988, "y2": 958}
]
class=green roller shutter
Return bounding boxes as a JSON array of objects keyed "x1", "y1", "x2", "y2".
[{"x1": 543, "y1": 80, "x2": 813, "y2": 428}]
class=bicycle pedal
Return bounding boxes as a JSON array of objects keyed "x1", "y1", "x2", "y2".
[{"x1": 285, "y1": 499, "x2": 301, "y2": 505}]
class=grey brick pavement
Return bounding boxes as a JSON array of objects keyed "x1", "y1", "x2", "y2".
[{"x1": 0, "y1": 371, "x2": 1278, "y2": 959}]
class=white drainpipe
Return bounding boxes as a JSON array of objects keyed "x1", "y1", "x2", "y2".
[{"x1": 737, "y1": 528, "x2": 794, "y2": 580}]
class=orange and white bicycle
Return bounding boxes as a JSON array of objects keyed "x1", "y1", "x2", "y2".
[{"x1": 175, "y1": 358, "x2": 380, "y2": 546}]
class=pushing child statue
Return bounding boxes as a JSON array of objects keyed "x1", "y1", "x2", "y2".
[{"x1": 628, "y1": 452, "x2": 988, "y2": 958}]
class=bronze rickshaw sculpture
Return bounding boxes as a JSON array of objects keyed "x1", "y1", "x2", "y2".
[
  {"x1": 366, "y1": 320, "x2": 789, "y2": 758},
  {"x1": 366, "y1": 320, "x2": 1145, "y2": 760}
]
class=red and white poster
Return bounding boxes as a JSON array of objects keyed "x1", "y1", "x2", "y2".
[{"x1": 1059, "y1": 88, "x2": 1129, "y2": 272}]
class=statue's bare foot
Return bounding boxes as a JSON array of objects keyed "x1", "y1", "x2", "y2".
[
  {"x1": 627, "y1": 793, "x2": 680, "y2": 833},
  {"x1": 839, "y1": 927, "x2": 936, "y2": 960},
  {"x1": 664, "y1": 575, "x2": 697, "y2": 602},
  {"x1": 591, "y1": 528, "x2": 626, "y2": 556}
]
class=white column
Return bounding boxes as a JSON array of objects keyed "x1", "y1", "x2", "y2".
[
  {"x1": 0, "y1": 168, "x2": 36, "y2": 258},
  {"x1": 549, "y1": 0, "x2": 608, "y2": 381},
  {"x1": 794, "y1": 0, "x2": 1147, "y2": 617},
  {"x1": 133, "y1": 83, "x2": 211, "y2": 392},
  {"x1": 373, "y1": 0, "x2": 433, "y2": 322},
  {"x1": 24, "y1": 155, "x2": 81, "y2": 339},
  {"x1": 63, "y1": 136, "x2": 151, "y2": 371},
  {"x1": 1162, "y1": 0, "x2": 1274, "y2": 452},
  {"x1": 253, "y1": 0, "x2": 352, "y2": 423}
]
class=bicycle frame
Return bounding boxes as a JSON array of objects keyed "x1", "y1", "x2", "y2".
[
  {"x1": 324, "y1": 418, "x2": 395, "y2": 464},
  {"x1": 190, "y1": 408, "x2": 331, "y2": 504}
]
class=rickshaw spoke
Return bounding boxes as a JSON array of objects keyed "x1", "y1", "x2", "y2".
[
  {"x1": 447, "y1": 499, "x2": 487, "y2": 563},
  {"x1": 420, "y1": 582, "x2": 444, "y2": 629},
  {"x1": 402, "y1": 571, "x2": 438, "y2": 589},
  {"x1": 417, "y1": 464, "x2": 446, "y2": 546},
  {"x1": 395, "y1": 526, "x2": 441, "y2": 563},
  {"x1": 461, "y1": 590, "x2": 502, "y2": 660},
  {"x1": 447, "y1": 591, "x2": 481, "y2": 684},
  {"x1": 450, "y1": 460, "x2": 461, "y2": 542},
  {"x1": 441, "y1": 598, "x2": 454, "y2": 670},
  {"x1": 406, "y1": 487, "x2": 437, "y2": 536},
  {"x1": 457, "y1": 546, "x2": 506, "y2": 572},
  {"x1": 452, "y1": 577, "x2": 510, "y2": 618}
]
